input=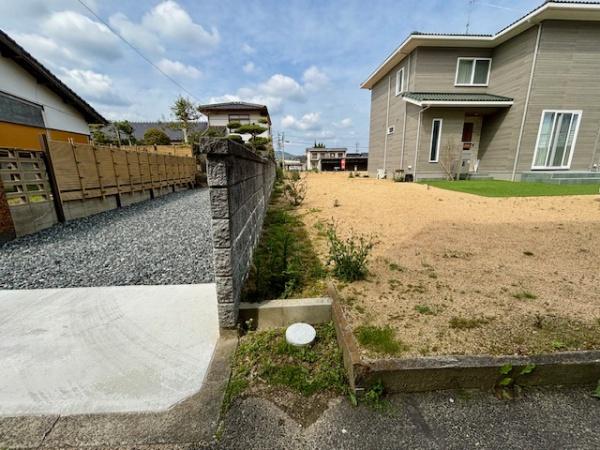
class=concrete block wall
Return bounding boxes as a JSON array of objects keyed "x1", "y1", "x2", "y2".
[
  {"x1": 204, "y1": 139, "x2": 276, "y2": 327},
  {"x1": 0, "y1": 178, "x2": 16, "y2": 243}
]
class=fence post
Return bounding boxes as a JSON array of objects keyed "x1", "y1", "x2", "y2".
[
  {"x1": 40, "y1": 135, "x2": 65, "y2": 223},
  {"x1": 91, "y1": 143, "x2": 105, "y2": 199}
]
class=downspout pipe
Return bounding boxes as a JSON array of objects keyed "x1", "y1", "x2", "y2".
[
  {"x1": 512, "y1": 23, "x2": 542, "y2": 181},
  {"x1": 382, "y1": 75, "x2": 392, "y2": 178},
  {"x1": 413, "y1": 105, "x2": 431, "y2": 182}
]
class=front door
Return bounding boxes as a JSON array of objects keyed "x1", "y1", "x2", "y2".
[{"x1": 462, "y1": 122, "x2": 474, "y2": 150}]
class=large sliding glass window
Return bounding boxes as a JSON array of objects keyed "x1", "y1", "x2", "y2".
[{"x1": 532, "y1": 110, "x2": 581, "y2": 169}]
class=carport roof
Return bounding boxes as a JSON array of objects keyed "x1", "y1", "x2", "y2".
[{"x1": 402, "y1": 92, "x2": 514, "y2": 107}]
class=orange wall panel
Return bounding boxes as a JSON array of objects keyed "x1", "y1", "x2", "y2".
[
  {"x1": 0, "y1": 121, "x2": 90, "y2": 150},
  {"x1": 0, "y1": 122, "x2": 45, "y2": 150}
]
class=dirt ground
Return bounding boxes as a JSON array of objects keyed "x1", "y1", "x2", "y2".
[{"x1": 300, "y1": 172, "x2": 600, "y2": 357}]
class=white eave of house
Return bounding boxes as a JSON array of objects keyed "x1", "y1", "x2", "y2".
[{"x1": 360, "y1": 1, "x2": 600, "y2": 90}]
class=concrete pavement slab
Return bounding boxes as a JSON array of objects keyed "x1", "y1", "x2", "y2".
[{"x1": 0, "y1": 284, "x2": 218, "y2": 416}]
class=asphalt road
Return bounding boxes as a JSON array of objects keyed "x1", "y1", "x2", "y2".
[{"x1": 214, "y1": 386, "x2": 600, "y2": 449}]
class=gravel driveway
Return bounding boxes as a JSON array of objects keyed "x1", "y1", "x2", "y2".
[{"x1": 0, "y1": 189, "x2": 214, "y2": 288}]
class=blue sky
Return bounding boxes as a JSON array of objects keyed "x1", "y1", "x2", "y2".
[{"x1": 0, "y1": 0, "x2": 542, "y2": 154}]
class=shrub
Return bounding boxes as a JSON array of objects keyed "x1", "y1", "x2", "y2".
[
  {"x1": 326, "y1": 224, "x2": 375, "y2": 282},
  {"x1": 227, "y1": 134, "x2": 244, "y2": 143},
  {"x1": 289, "y1": 171, "x2": 301, "y2": 181},
  {"x1": 143, "y1": 128, "x2": 171, "y2": 145},
  {"x1": 227, "y1": 121, "x2": 241, "y2": 131},
  {"x1": 284, "y1": 178, "x2": 306, "y2": 206}
]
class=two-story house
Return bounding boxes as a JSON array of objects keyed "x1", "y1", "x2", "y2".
[
  {"x1": 305, "y1": 147, "x2": 347, "y2": 171},
  {"x1": 198, "y1": 101, "x2": 271, "y2": 143},
  {"x1": 362, "y1": 1, "x2": 600, "y2": 183}
]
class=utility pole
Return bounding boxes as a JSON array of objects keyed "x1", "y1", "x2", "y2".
[
  {"x1": 355, "y1": 141, "x2": 359, "y2": 153},
  {"x1": 466, "y1": 0, "x2": 476, "y2": 34},
  {"x1": 277, "y1": 132, "x2": 285, "y2": 168}
]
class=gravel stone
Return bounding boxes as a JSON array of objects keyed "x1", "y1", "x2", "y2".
[{"x1": 0, "y1": 189, "x2": 214, "y2": 288}]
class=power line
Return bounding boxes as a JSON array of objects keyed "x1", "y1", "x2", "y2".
[{"x1": 75, "y1": 0, "x2": 201, "y2": 102}]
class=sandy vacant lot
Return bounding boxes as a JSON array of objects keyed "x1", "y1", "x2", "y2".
[{"x1": 300, "y1": 172, "x2": 600, "y2": 357}]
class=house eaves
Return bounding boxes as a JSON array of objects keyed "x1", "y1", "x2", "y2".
[
  {"x1": 0, "y1": 29, "x2": 107, "y2": 124},
  {"x1": 361, "y1": 1, "x2": 600, "y2": 89},
  {"x1": 402, "y1": 92, "x2": 514, "y2": 107}
]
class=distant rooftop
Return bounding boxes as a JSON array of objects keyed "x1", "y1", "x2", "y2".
[
  {"x1": 306, "y1": 147, "x2": 348, "y2": 152},
  {"x1": 198, "y1": 101, "x2": 269, "y2": 114},
  {"x1": 101, "y1": 121, "x2": 208, "y2": 142}
]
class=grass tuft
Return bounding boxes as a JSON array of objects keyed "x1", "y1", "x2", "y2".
[
  {"x1": 449, "y1": 316, "x2": 488, "y2": 330},
  {"x1": 355, "y1": 325, "x2": 408, "y2": 355},
  {"x1": 513, "y1": 290, "x2": 537, "y2": 300}
]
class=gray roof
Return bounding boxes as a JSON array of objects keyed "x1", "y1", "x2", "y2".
[
  {"x1": 0, "y1": 29, "x2": 107, "y2": 124},
  {"x1": 306, "y1": 147, "x2": 348, "y2": 152},
  {"x1": 402, "y1": 92, "x2": 513, "y2": 106},
  {"x1": 346, "y1": 152, "x2": 369, "y2": 158},
  {"x1": 198, "y1": 101, "x2": 269, "y2": 113},
  {"x1": 102, "y1": 121, "x2": 208, "y2": 141}
]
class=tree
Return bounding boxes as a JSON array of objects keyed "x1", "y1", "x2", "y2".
[
  {"x1": 170, "y1": 96, "x2": 199, "y2": 144},
  {"x1": 235, "y1": 124, "x2": 268, "y2": 150},
  {"x1": 314, "y1": 141, "x2": 326, "y2": 148},
  {"x1": 90, "y1": 124, "x2": 111, "y2": 145},
  {"x1": 439, "y1": 140, "x2": 462, "y2": 181},
  {"x1": 113, "y1": 120, "x2": 135, "y2": 146},
  {"x1": 144, "y1": 128, "x2": 171, "y2": 145}
]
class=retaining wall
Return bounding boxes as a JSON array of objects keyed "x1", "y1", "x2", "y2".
[{"x1": 204, "y1": 139, "x2": 276, "y2": 327}]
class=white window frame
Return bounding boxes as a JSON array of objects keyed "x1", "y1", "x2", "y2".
[
  {"x1": 531, "y1": 109, "x2": 582, "y2": 170},
  {"x1": 395, "y1": 68, "x2": 405, "y2": 96},
  {"x1": 387, "y1": 125, "x2": 395, "y2": 135},
  {"x1": 454, "y1": 57, "x2": 492, "y2": 87},
  {"x1": 429, "y1": 118, "x2": 443, "y2": 163}
]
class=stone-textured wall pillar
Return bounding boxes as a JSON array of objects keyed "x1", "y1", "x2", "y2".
[
  {"x1": 204, "y1": 139, "x2": 276, "y2": 327},
  {"x1": 0, "y1": 177, "x2": 16, "y2": 243}
]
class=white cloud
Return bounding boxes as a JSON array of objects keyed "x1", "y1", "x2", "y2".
[
  {"x1": 59, "y1": 68, "x2": 129, "y2": 106},
  {"x1": 243, "y1": 61, "x2": 256, "y2": 74},
  {"x1": 157, "y1": 58, "x2": 202, "y2": 78},
  {"x1": 241, "y1": 43, "x2": 256, "y2": 54},
  {"x1": 257, "y1": 74, "x2": 305, "y2": 101},
  {"x1": 282, "y1": 112, "x2": 322, "y2": 131},
  {"x1": 142, "y1": 1, "x2": 219, "y2": 50},
  {"x1": 109, "y1": 12, "x2": 165, "y2": 55},
  {"x1": 303, "y1": 66, "x2": 329, "y2": 90},
  {"x1": 334, "y1": 117, "x2": 353, "y2": 128},
  {"x1": 42, "y1": 11, "x2": 122, "y2": 61},
  {"x1": 10, "y1": 32, "x2": 81, "y2": 66}
]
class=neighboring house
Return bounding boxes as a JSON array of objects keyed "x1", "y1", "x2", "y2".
[
  {"x1": 282, "y1": 160, "x2": 304, "y2": 171},
  {"x1": 101, "y1": 121, "x2": 208, "y2": 144},
  {"x1": 345, "y1": 152, "x2": 369, "y2": 172},
  {"x1": 198, "y1": 101, "x2": 272, "y2": 143},
  {"x1": 305, "y1": 147, "x2": 347, "y2": 171},
  {"x1": 0, "y1": 29, "x2": 106, "y2": 150},
  {"x1": 362, "y1": 1, "x2": 600, "y2": 182}
]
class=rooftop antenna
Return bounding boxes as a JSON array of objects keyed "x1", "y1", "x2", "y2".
[{"x1": 466, "y1": 0, "x2": 477, "y2": 34}]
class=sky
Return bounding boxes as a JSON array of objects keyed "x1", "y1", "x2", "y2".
[{"x1": 0, "y1": 0, "x2": 543, "y2": 154}]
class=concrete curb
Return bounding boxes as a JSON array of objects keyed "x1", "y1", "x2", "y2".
[
  {"x1": 0, "y1": 331, "x2": 238, "y2": 449},
  {"x1": 328, "y1": 284, "x2": 600, "y2": 393},
  {"x1": 238, "y1": 297, "x2": 332, "y2": 329}
]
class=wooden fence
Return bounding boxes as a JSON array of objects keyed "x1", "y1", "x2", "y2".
[
  {"x1": 119, "y1": 144, "x2": 194, "y2": 157},
  {"x1": 46, "y1": 140, "x2": 196, "y2": 202}
]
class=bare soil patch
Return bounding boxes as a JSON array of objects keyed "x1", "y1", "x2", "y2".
[{"x1": 301, "y1": 172, "x2": 600, "y2": 357}]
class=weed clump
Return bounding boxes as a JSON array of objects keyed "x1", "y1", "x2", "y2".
[
  {"x1": 449, "y1": 316, "x2": 488, "y2": 330},
  {"x1": 326, "y1": 223, "x2": 375, "y2": 282}
]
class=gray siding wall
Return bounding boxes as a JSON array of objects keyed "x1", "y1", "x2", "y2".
[
  {"x1": 367, "y1": 52, "x2": 415, "y2": 177},
  {"x1": 413, "y1": 47, "x2": 493, "y2": 92},
  {"x1": 515, "y1": 20, "x2": 600, "y2": 174},
  {"x1": 415, "y1": 108, "x2": 466, "y2": 179},
  {"x1": 478, "y1": 26, "x2": 538, "y2": 179}
]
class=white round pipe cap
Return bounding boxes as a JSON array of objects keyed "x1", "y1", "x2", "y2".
[{"x1": 285, "y1": 323, "x2": 316, "y2": 347}]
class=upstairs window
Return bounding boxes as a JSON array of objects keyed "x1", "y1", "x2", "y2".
[
  {"x1": 395, "y1": 68, "x2": 405, "y2": 96},
  {"x1": 228, "y1": 113, "x2": 250, "y2": 124},
  {"x1": 455, "y1": 58, "x2": 491, "y2": 86},
  {"x1": 0, "y1": 92, "x2": 45, "y2": 128}
]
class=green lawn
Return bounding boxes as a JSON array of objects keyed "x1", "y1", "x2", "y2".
[{"x1": 420, "y1": 180, "x2": 600, "y2": 197}]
